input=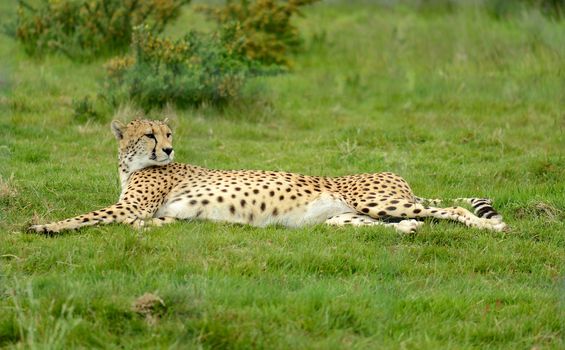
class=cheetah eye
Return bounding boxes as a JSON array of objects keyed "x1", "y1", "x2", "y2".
[
  {"x1": 145, "y1": 133, "x2": 156, "y2": 140},
  {"x1": 166, "y1": 133, "x2": 171, "y2": 138}
]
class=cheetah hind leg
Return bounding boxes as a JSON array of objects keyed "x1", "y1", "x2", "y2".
[
  {"x1": 414, "y1": 196, "x2": 503, "y2": 223},
  {"x1": 401, "y1": 201, "x2": 507, "y2": 232},
  {"x1": 325, "y1": 213, "x2": 424, "y2": 234}
]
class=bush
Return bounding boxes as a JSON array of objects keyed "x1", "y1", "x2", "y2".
[
  {"x1": 11, "y1": 0, "x2": 190, "y2": 60},
  {"x1": 198, "y1": 0, "x2": 319, "y2": 66},
  {"x1": 97, "y1": 1, "x2": 320, "y2": 110},
  {"x1": 102, "y1": 27, "x2": 267, "y2": 109}
]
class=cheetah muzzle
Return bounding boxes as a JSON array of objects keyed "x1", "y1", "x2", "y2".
[{"x1": 28, "y1": 119, "x2": 507, "y2": 234}]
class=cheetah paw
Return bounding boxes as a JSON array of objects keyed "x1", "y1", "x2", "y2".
[
  {"x1": 492, "y1": 221, "x2": 508, "y2": 232},
  {"x1": 476, "y1": 219, "x2": 508, "y2": 232},
  {"x1": 395, "y1": 219, "x2": 424, "y2": 234},
  {"x1": 132, "y1": 219, "x2": 147, "y2": 230},
  {"x1": 27, "y1": 224, "x2": 60, "y2": 234}
]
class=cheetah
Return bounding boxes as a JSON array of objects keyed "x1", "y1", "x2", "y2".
[{"x1": 28, "y1": 119, "x2": 507, "y2": 234}]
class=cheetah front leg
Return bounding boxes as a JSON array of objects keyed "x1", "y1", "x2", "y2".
[
  {"x1": 27, "y1": 203, "x2": 152, "y2": 234},
  {"x1": 325, "y1": 213, "x2": 424, "y2": 234}
]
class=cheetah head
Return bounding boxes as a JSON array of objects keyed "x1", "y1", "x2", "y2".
[{"x1": 111, "y1": 118, "x2": 174, "y2": 173}]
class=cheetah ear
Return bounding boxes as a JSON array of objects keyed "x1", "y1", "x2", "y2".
[
  {"x1": 111, "y1": 120, "x2": 126, "y2": 140},
  {"x1": 162, "y1": 117, "x2": 169, "y2": 125}
]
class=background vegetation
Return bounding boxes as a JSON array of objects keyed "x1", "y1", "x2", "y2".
[
  {"x1": 1, "y1": 0, "x2": 564, "y2": 348},
  {"x1": 8, "y1": 0, "x2": 190, "y2": 60},
  {"x1": 103, "y1": 27, "x2": 254, "y2": 109}
]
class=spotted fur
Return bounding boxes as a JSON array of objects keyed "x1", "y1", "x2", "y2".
[{"x1": 28, "y1": 119, "x2": 507, "y2": 235}]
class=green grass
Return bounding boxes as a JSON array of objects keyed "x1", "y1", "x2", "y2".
[{"x1": 1, "y1": 1, "x2": 564, "y2": 349}]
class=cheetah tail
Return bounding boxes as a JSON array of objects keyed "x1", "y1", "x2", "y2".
[{"x1": 454, "y1": 197, "x2": 503, "y2": 221}]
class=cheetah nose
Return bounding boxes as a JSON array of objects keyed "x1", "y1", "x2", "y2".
[{"x1": 163, "y1": 148, "x2": 173, "y2": 156}]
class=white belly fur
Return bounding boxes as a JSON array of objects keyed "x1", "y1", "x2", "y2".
[
  {"x1": 156, "y1": 193, "x2": 354, "y2": 228},
  {"x1": 156, "y1": 200, "x2": 251, "y2": 225},
  {"x1": 275, "y1": 193, "x2": 353, "y2": 227}
]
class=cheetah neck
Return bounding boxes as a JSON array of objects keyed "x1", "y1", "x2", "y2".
[
  {"x1": 118, "y1": 157, "x2": 202, "y2": 194},
  {"x1": 118, "y1": 158, "x2": 132, "y2": 193},
  {"x1": 117, "y1": 153, "x2": 157, "y2": 191},
  {"x1": 118, "y1": 152, "x2": 147, "y2": 192}
]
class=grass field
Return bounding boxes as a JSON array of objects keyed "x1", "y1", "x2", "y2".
[{"x1": 1, "y1": 1, "x2": 564, "y2": 349}]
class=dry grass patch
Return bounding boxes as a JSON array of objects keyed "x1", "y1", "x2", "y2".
[
  {"x1": 514, "y1": 201, "x2": 564, "y2": 222},
  {"x1": 0, "y1": 174, "x2": 17, "y2": 199},
  {"x1": 132, "y1": 293, "x2": 167, "y2": 326}
]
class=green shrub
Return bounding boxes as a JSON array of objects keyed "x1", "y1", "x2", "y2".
[
  {"x1": 198, "y1": 0, "x2": 320, "y2": 66},
  {"x1": 96, "y1": 0, "x2": 319, "y2": 110},
  {"x1": 102, "y1": 27, "x2": 268, "y2": 109},
  {"x1": 11, "y1": 0, "x2": 190, "y2": 60}
]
